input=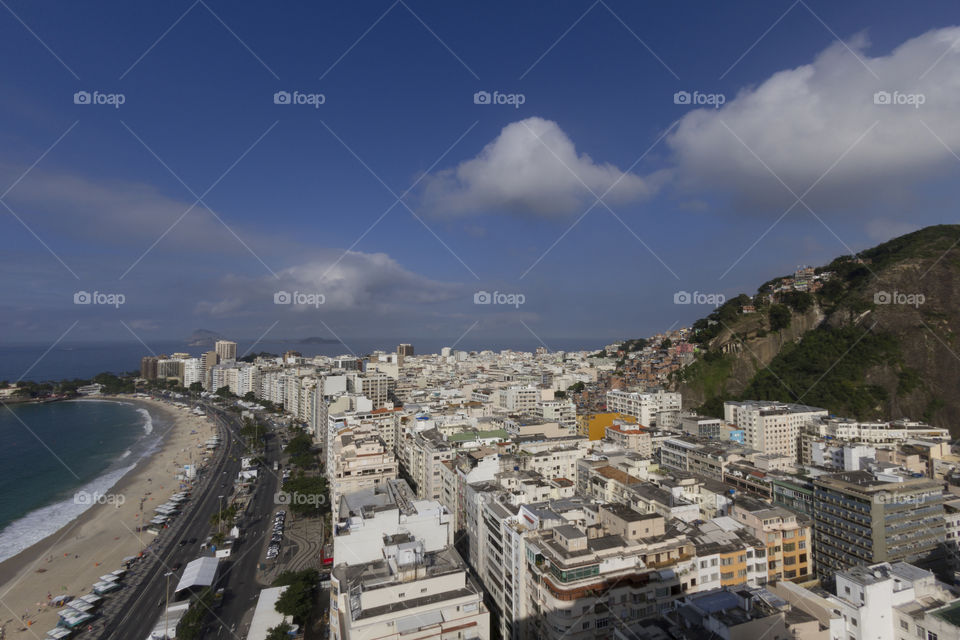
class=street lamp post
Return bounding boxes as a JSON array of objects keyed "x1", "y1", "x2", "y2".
[
  {"x1": 163, "y1": 570, "x2": 173, "y2": 639},
  {"x1": 218, "y1": 495, "x2": 224, "y2": 536}
]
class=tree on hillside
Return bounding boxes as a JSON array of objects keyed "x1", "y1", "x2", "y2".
[{"x1": 768, "y1": 304, "x2": 792, "y2": 332}]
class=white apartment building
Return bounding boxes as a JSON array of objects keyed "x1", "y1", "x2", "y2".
[
  {"x1": 398, "y1": 428, "x2": 456, "y2": 502},
  {"x1": 182, "y1": 358, "x2": 202, "y2": 388},
  {"x1": 210, "y1": 362, "x2": 257, "y2": 396},
  {"x1": 605, "y1": 389, "x2": 682, "y2": 427},
  {"x1": 333, "y1": 479, "x2": 453, "y2": 567},
  {"x1": 808, "y1": 417, "x2": 951, "y2": 443},
  {"x1": 828, "y1": 562, "x2": 960, "y2": 640},
  {"x1": 724, "y1": 400, "x2": 827, "y2": 461},
  {"x1": 537, "y1": 400, "x2": 576, "y2": 430},
  {"x1": 329, "y1": 424, "x2": 398, "y2": 509},
  {"x1": 496, "y1": 386, "x2": 539, "y2": 413},
  {"x1": 805, "y1": 439, "x2": 877, "y2": 470},
  {"x1": 256, "y1": 367, "x2": 286, "y2": 406},
  {"x1": 330, "y1": 540, "x2": 489, "y2": 640},
  {"x1": 348, "y1": 372, "x2": 392, "y2": 409}
]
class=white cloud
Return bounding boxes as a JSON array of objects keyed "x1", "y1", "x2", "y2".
[
  {"x1": 421, "y1": 117, "x2": 659, "y2": 218},
  {"x1": 667, "y1": 27, "x2": 960, "y2": 212},
  {"x1": 195, "y1": 250, "x2": 462, "y2": 316}
]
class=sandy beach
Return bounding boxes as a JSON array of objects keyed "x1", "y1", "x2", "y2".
[{"x1": 0, "y1": 396, "x2": 217, "y2": 638}]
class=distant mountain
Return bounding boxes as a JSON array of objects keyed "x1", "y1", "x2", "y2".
[
  {"x1": 672, "y1": 225, "x2": 960, "y2": 434},
  {"x1": 187, "y1": 329, "x2": 223, "y2": 347}
]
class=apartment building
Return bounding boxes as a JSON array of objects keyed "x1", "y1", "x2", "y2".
[
  {"x1": 808, "y1": 417, "x2": 951, "y2": 444},
  {"x1": 724, "y1": 401, "x2": 828, "y2": 461},
  {"x1": 400, "y1": 428, "x2": 456, "y2": 501},
  {"x1": 348, "y1": 371, "x2": 393, "y2": 409},
  {"x1": 812, "y1": 471, "x2": 946, "y2": 581},
  {"x1": 659, "y1": 436, "x2": 753, "y2": 480},
  {"x1": 681, "y1": 415, "x2": 723, "y2": 438},
  {"x1": 156, "y1": 357, "x2": 184, "y2": 382},
  {"x1": 210, "y1": 362, "x2": 257, "y2": 396},
  {"x1": 730, "y1": 496, "x2": 813, "y2": 583},
  {"x1": 661, "y1": 589, "x2": 794, "y2": 640},
  {"x1": 576, "y1": 412, "x2": 636, "y2": 440},
  {"x1": 329, "y1": 425, "x2": 399, "y2": 508},
  {"x1": 140, "y1": 355, "x2": 158, "y2": 380},
  {"x1": 827, "y1": 562, "x2": 960, "y2": 640},
  {"x1": 605, "y1": 389, "x2": 682, "y2": 427},
  {"x1": 200, "y1": 350, "x2": 218, "y2": 389},
  {"x1": 524, "y1": 508, "x2": 696, "y2": 640},
  {"x1": 496, "y1": 386, "x2": 539, "y2": 413},
  {"x1": 182, "y1": 358, "x2": 202, "y2": 388},
  {"x1": 330, "y1": 538, "x2": 489, "y2": 640},
  {"x1": 333, "y1": 479, "x2": 452, "y2": 567},
  {"x1": 214, "y1": 339, "x2": 236, "y2": 363},
  {"x1": 604, "y1": 423, "x2": 652, "y2": 457},
  {"x1": 802, "y1": 437, "x2": 877, "y2": 470},
  {"x1": 538, "y1": 400, "x2": 576, "y2": 430},
  {"x1": 682, "y1": 517, "x2": 768, "y2": 590}
]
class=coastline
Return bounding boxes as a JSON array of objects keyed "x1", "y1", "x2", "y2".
[{"x1": 0, "y1": 396, "x2": 217, "y2": 636}]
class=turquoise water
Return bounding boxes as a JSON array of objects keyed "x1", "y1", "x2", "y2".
[{"x1": 0, "y1": 399, "x2": 162, "y2": 561}]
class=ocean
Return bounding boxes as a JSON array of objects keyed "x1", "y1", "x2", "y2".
[{"x1": 0, "y1": 399, "x2": 164, "y2": 562}]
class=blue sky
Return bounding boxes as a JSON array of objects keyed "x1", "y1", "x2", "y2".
[{"x1": 1, "y1": 0, "x2": 959, "y2": 351}]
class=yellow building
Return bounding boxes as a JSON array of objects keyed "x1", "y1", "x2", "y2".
[{"x1": 576, "y1": 412, "x2": 636, "y2": 440}]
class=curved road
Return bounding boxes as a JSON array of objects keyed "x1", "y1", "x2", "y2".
[{"x1": 100, "y1": 403, "x2": 241, "y2": 640}]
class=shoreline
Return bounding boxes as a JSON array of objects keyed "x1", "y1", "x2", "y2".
[{"x1": 0, "y1": 395, "x2": 217, "y2": 636}]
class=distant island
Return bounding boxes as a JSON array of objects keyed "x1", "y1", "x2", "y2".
[
  {"x1": 187, "y1": 329, "x2": 223, "y2": 347},
  {"x1": 298, "y1": 337, "x2": 339, "y2": 345}
]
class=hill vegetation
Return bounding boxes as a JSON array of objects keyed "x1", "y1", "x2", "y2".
[{"x1": 673, "y1": 225, "x2": 960, "y2": 432}]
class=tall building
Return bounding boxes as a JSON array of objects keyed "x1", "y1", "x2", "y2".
[
  {"x1": 397, "y1": 343, "x2": 414, "y2": 357},
  {"x1": 724, "y1": 400, "x2": 827, "y2": 461},
  {"x1": 812, "y1": 470, "x2": 946, "y2": 581},
  {"x1": 156, "y1": 357, "x2": 185, "y2": 383},
  {"x1": 182, "y1": 358, "x2": 202, "y2": 388},
  {"x1": 201, "y1": 350, "x2": 218, "y2": 390},
  {"x1": 140, "y1": 356, "x2": 158, "y2": 380},
  {"x1": 328, "y1": 424, "x2": 398, "y2": 508},
  {"x1": 215, "y1": 339, "x2": 237, "y2": 363}
]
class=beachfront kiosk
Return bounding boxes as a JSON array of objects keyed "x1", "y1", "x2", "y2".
[{"x1": 173, "y1": 556, "x2": 220, "y2": 600}]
